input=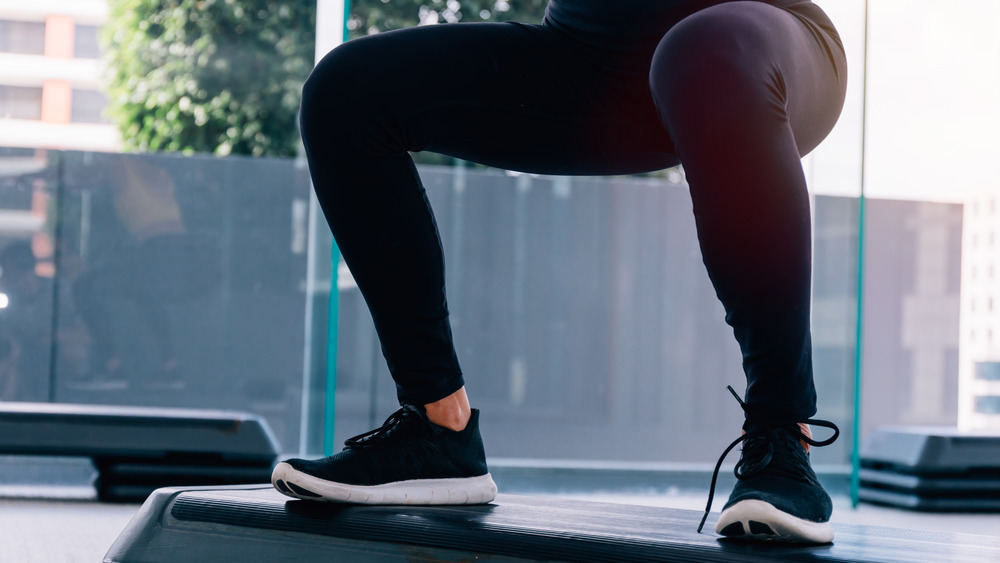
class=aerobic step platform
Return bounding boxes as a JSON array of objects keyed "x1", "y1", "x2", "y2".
[
  {"x1": 860, "y1": 426, "x2": 1000, "y2": 511},
  {"x1": 0, "y1": 402, "x2": 279, "y2": 502},
  {"x1": 105, "y1": 485, "x2": 1000, "y2": 563}
]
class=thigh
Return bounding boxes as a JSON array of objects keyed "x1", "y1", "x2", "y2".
[
  {"x1": 652, "y1": 1, "x2": 847, "y2": 157},
  {"x1": 313, "y1": 22, "x2": 679, "y2": 175}
]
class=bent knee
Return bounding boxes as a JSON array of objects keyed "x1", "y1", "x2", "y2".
[
  {"x1": 650, "y1": 3, "x2": 783, "y2": 107},
  {"x1": 299, "y1": 37, "x2": 392, "y2": 143}
]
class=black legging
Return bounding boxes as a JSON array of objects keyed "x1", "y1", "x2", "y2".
[{"x1": 299, "y1": 0, "x2": 847, "y2": 426}]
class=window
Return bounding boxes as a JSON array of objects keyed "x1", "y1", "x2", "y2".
[
  {"x1": 974, "y1": 395, "x2": 1000, "y2": 414},
  {"x1": 0, "y1": 85, "x2": 44, "y2": 120},
  {"x1": 74, "y1": 24, "x2": 102, "y2": 59},
  {"x1": 70, "y1": 89, "x2": 109, "y2": 124},
  {"x1": 0, "y1": 20, "x2": 46, "y2": 55}
]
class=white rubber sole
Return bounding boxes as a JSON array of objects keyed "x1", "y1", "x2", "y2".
[
  {"x1": 271, "y1": 462, "x2": 498, "y2": 505},
  {"x1": 715, "y1": 499, "x2": 834, "y2": 544}
]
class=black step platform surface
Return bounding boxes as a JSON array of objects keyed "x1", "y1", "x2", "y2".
[
  {"x1": 858, "y1": 469, "x2": 1000, "y2": 493},
  {"x1": 105, "y1": 485, "x2": 1000, "y2": 563},
  {"x1": 861, "y1": 426, "x2": 1000, "y2": 472},
  {"x1": 858, "y1": 487, "x2": 1000, "y2": 512},
  {"x1": 0, "y1": 403, "x2": 279, "y2": 501},
  {"x1": 860, "y1": 426, "x2": 1000, "y2": 511}
]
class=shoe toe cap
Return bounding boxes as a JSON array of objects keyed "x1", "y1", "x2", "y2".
[{"x1": 723, "y1": 476, "x2": 832, "y2": 523}]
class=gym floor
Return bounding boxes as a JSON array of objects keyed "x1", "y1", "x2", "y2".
[{"x1": 4, "y1": 483, "x2": 1000, "y2": 563}]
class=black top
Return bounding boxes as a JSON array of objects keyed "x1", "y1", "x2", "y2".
[{"x1": 542, "y1": 0, "x2": 806, "y2": 48}]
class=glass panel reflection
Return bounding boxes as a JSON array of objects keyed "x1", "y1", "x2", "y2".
[
  {"x1": 0, "y1": 147, "x2": 58, "y2": 402},
  {"x1": 50, "y1": 151, "x2": 313, "y2": 450},
  {"x1": 333, "y1": 165, "x2": 862, "y2": 467}
]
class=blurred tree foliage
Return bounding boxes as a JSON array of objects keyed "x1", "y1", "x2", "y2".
[
  {"x1": 102, "y1": 0, "x2": 316, "y2": 157},
  {"x1": 348, "y1": 0, "x2": 547, "y2": 39},
  {"x1": 101, "y1": 1, "x2": 545, "y2": 157}
]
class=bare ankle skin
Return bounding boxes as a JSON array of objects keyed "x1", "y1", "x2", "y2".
[
  {"x1": 799, "y1": 422, "x2": 812, "y2": 453},
  {"x1": 424, "y1": 387, "x2": 472, "y2": 432}
]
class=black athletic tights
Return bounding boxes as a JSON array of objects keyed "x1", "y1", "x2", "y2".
[{"x1": 299, "y1": 0, "x2": 847, "y2": 426}]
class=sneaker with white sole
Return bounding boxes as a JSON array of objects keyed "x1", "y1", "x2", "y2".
[
  {"x1": 272, "y1": 405, "x2": 497, "y2": 505},
  {"x1": 698, "y1": 386, "x2": 840, "y2": 544}
]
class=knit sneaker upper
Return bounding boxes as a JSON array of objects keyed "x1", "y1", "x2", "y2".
[
  {"x1": 698, "y1": 386, "x2": 840, "y2": 533},
  {"x1": 283, "y1": 405, "x2": 489, "y2": 487},
  {"x1": 721, "y1": 422, "x2": 832, "y2": 522}
]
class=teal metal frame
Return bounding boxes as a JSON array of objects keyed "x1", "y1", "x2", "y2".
[
  {"x1": 323, "y1": 0, "x2": 352, "y2": 457},
  {"x1": 850, "y1": 0, "x2": 871, "y2": 508}
]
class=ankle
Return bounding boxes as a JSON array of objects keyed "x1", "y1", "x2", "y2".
[
  {"x1": 424, "y1": 387, "x2": 471, "y2": 432},
  {"x1": 798, "y1": 422, "x2": 812, "y2": 453},
  {"x1": 742, "y1": 422, "x2": 814, "y2": 452},
  {"x1": 426, "y1": 408, "x2": 470, "y2": 432}
]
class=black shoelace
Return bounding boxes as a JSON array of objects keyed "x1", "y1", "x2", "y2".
[
  {"x1": 696, "y1": 386, "x2": 840, "y2": 533},
  {"x1": 344, "y1": 405, "x2": 425, "y2": 449}
]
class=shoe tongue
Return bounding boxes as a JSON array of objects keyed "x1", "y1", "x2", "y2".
[
  {"x1": 344, "y1": 405, "x2": 432, "y2": 448},
  {"x1": 744, "y1": 420, "x2": 798, "y2": 434},
  {"x1": 399, "y1": 404, "x2": 434, "y2": 432},
  {"x1": 742, "y1": 420, "x2": 775, "y2": 435},
  {"x1": 369, "y1": 406, "x2": 427, "y2": 442},
  {"x1": 743, "y1": 423, "x2": 813, "y2": 458},
  {"x1": 401, "y1": 403, "x2": 425, "y2": 416}
]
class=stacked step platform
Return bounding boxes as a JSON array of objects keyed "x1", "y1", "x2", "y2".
[
  {"x1": 860, "y1": 426, "x2": 1000, "y2": 511},
  {"x1": 0, "y1": 402, "x2": 279, "y2": 501}
]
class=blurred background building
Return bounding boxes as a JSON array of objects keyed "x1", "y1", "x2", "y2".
[
  {"x1": 960, "y1": 192, "x2": 1000, "y2": 429},
  {"x1": 0, "y1": 0, "x2": 118, "y2": 151},
  {"x1": 0, "y1": 0, "x2": 116, "y2": 283}
]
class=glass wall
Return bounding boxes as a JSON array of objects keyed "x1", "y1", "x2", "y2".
[
  {"x1": 0, "y1": 148, "x2": 870, "y2": 472},
  {"x1": 310, "y1": 0, "x2": 869, "y2": 475},
  {"x1": 1, "y1": 0, "x2": 996, "y2": 526},
  {"x1": 0, "y1": 147, "x2": 57, "y2": 402},
  {"x1": 332, "y1": 166, "x2": 868, "y2": 470},
  {"x1": 858, "y1": 0, "x2": 1000, "y2": 435},
  {"x1": 0, "y1": 147, "x2": 316, "y2": 452},
  {"x1": 6, "y1": 0, "x2": 941, "y2": 491}
]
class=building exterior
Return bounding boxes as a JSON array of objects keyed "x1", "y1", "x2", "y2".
[
  {"x1": 0, "y1": 0, "x2": 117, "y2": 275},
  {"x1": 0, "y1": 0, "x2": 118, "y2": 151},
  {"x1": 857, "y1": 199, "x2": 964, "y2": 438},
  {"x1": 959, "y1": 193, "x2": 1000, "y2": 430}
]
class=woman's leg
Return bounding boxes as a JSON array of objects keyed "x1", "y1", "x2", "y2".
[
  {"x1": 280, "y1": 20, "x2": 678, "y2": 506},
  {"x1": 298, "y1": 22, "x2": 675, "y2": 408},
  {"x1": 649, "y1": 1, "x2": 847, "y2": 426},
  {"x1": 649, "y1": 1, "x2": 847, "y2": 542}
]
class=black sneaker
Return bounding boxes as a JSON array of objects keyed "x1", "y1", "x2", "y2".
[
  {"x1": 272, "y1": 405, "x2": 498, "y2": 505},
  {"x1": 698, "y1": 386, "x2": 840, "y2": 544}
]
